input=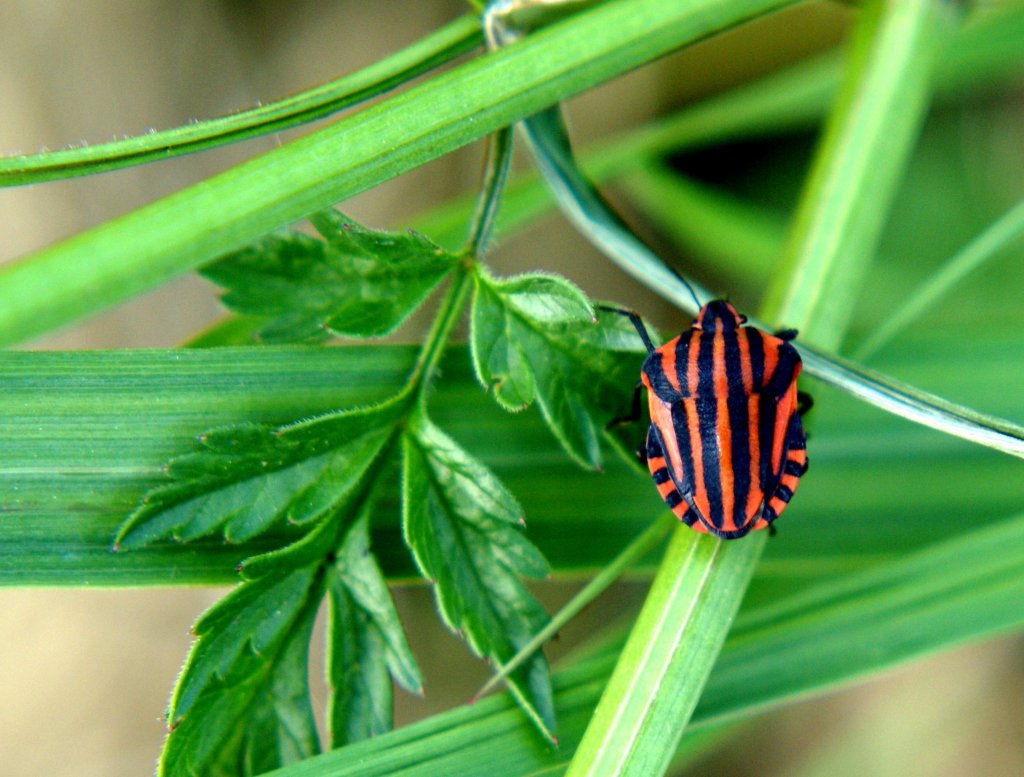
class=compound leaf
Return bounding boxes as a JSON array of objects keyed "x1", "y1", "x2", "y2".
[
  {"x1": 471, "y1": 272, "x2": 643, "y2": 468},
  {"x1": 159, "y1": 563, "x2": 324, "y2": 777},
  {"x1": 203, "y1": 209, "x2": 459, "y2": 343},
  {"x1": 327, "y1": 510, "x2": 422, "y2": 746},
  {"x1": 402, "y1": 413, "x2": 555, "y2": 740},
  {"x1": 116, "y1": 399, "x2": 405, "y2": 549}
]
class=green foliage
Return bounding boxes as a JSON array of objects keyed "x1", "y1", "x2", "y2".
[
  {"x1": 403, "y1": 412, "x2": 555, "y2": 738},
  {"x1": 115, "y1": 400, "x2": 405, "y2": 548},
  {"x1": 327, "y1": 510, "x2": 422, "y2": 746},
  {"x1": 161, "y1": 563, "x2": 324, "y2": 775},
  {"x1": 4, "y1": 2, "x2": 1024, "y2": 777},
  {"x1": 203, "y1": 211, "x2": 460, "y2": 343},
  {"x1": 471, "y1": 271, "x2": 641, "y2": 468},
  {"x1": 112, "y1": 200, "x2": 614, "y2": 769}
]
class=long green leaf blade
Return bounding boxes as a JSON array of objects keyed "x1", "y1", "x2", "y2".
[
  {"x1": 763, "y1": 0, "x2": 956, "y2": 337},
  {"x1": 3, "y1": 341, "x2": 1023, "y2": 586},
  {"x1": 0, "y1": 0, "x2": 792, "y2": 347},
  {"x1": 0, "y1": 16, "x2": 483, "y2": 187},
  {"x1": 256, "y1": 513, "x2": 1024, "y2": 776},
  {"x1": 565, "y1": 529, "x2": 759, "y2": 777}
]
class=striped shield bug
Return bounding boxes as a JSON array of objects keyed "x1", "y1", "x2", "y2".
[{"x1": 608, "y1": 300, "x2": 810, "y2": 539}]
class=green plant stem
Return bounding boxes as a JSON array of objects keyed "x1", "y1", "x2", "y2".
[
  {"x1": 408, "y1": 270, "x2": 475, "y2": 405},
  {"x1": 464, "y1": 128, "x2": 514, "y2": 257},
  {"x1": 472, "y1": 513, "x2": 676, "y2": 702},
  {"x1": 0, "y1": 16, "x2": 483, "y2": 187},
  {"x1": 0, "y1": 0, "x2": 793, "y2": 348},
  {"x1": 763, "y1": 0, "x2": 956, "y2": 339},
  {"x1": 565, "y1": 528, "x2": 761, "y2": 777}
]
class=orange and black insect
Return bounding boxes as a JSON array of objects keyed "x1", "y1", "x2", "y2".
[{"x1": 610, "y1": 301, "x2": 810, "y2": 539}]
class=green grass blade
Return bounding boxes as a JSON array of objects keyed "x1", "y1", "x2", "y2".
[
  {"x1": 3, "y1": 331, "x2": 1022, "y2": 586},
  {"x1": 472, "y1": 514, "x2": 676, "y2": 703},
  {"x1": 0, "y1": 0, "x2": 792, "y2": 348},
  {"x1": 617, "y1": 163, "x2": 786, "y2": 287},
  {"x1": 565, "y1": 530, "x2": 760, "y2": 777},
  {"x1": 799, "y1": 342, "x2": 1024, "y2": 459},
  {"x1": 695, "y1": 513, "x2": 1024, "y2": 723},
  {"x1": 252, "y1": 513, "x2": 1024, "y2": 776},
  {"x1": 854, "y1": 197, "x2": 1024, "y2": 360},
  {"x1": 0, "y1": 16, "x2": 483, "y2": 187},
  {"x1": 764, "y1": 0, "x2": 957, "y2": 338}
]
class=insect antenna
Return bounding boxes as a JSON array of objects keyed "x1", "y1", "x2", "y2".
[{"x1": 664, "y1": 264, "x2": 703, "y2": 311}]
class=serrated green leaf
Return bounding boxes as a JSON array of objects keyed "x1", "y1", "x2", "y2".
[
  {"x1": 202, "y1": 209, "x2": 458, "y2": 343},
  {"x1": 471, "y1": 272, "x2": 641, "y2": 468},
  {"x1": 328, "y1": 511, "x2": 422, "y2": 746},
  {"x1": 116, "y1": 399, "x2": 404, "y2": 548},
  {"x1": 238, "y1": 608, "x2": 321, "y2": 777},
  {"x1": 160, "y1": 564, "x2": 324, "y2": 777},
  {"x1": 491, "y1": 272, "x2": 594, "y2": 323},
  {"x1": 402, "y1": 413, "x2": 555, "y2": 739}
]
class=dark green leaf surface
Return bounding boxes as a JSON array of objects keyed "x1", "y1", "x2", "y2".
[
  {"x1": 4, "y1": 340, "x2": 1024, "y2": 586},
  {"x1": 327, "y1": 511, "x2": 422, "y2": 746},
  {"x1": 403, "y1": 413, "x2": 555, "y2": 739},
  {"x1": 115, "y1": 398, "x2": 405, "y2": 548},
  {"x1": 203, "y1": 210, "x2": 458, "y2": 343},
  {"x1": 258, "y1": 512, "x2": 1024, "y2": 776},
  {"x1": 471, "y1": 273, "x2": 641, "y2": 468},
  {"x1": 161, "y1": 563, "x2": 324, "y2": 777}
]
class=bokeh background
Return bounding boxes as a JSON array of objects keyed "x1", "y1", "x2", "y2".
[{"x1": 2, "y1": 2, "x2": 1023, "y2": 775}]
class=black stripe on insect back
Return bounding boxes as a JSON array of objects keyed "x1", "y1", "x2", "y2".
[
  {"x1": 651, "y1": 466, "x2": 671, "y2": 485},
  {"x1": 783, "y1": 459, "x2": 804, "y2": 477},
  {"x1": 757, "y1": 392, "x2": 779, "y2": 495},
  {"x1": 695, "y1": 332, "x2": 724, "y2": 529},
  {"x1": 643, "y1": 351, "x2": 681, "y2": 404},
  {"x1": 663, "y1": 487, "x2": 683, "y2": 509},
  {"x1": 746, "y1": 328, "x2": 766, "y2": 390},
  {"x1": 723, "y1": 327, "x2": 753, "y2": 529},
  {"x1": 667, "y1": 402, "x2": 697, "y2": 503},
  {"x1": 765, "y1": 342, "x2": 801, "y2": 398},
  {"x1": 674, "y1": 335, "x2": 691, "y2": 395}
]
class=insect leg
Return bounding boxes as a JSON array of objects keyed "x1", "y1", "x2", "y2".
[
  {"x1": 607, "y1": 381, "x2": 644, "y2": 428},
  {"x1": 597, "y1": 305, "x2": 656, "y2": 354},
  {"x1": 797, "y1": 391, "x2": 814, "y2": 416}
]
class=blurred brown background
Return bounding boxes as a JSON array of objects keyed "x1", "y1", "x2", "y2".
[{"x1": 1, "y1": 2, "x2": 1022, "y2": 776}]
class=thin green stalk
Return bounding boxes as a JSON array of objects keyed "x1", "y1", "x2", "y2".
[
  {"x1": 471, "y1": 513, "x2": 676, "y2": 702},
  {"x1": 763, "y1": 0, "x2": 957, "y2": 339},
  {"x1": 0, "y1": 0, "x2": 793, "y2": 348},
  {"x1": 565, "y1": 530, "x2": 760, "y2": 777},
  {"x1": 464, "y1": 128, "x2": 514, "y2": 256},
  {"x1": 408, "y1": 270, "x2": 474, "y2": 404},
  {"x1": 854, "y1": 197, "x2": 1024, "y2": 360},
  {"x1": 0, "y1": 16, "x2": 483, "y2": 187}
]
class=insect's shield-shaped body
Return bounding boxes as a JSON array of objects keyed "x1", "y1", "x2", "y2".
[{"x1": 641, "y1": 301, "x2": 808, "y2": 539}]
